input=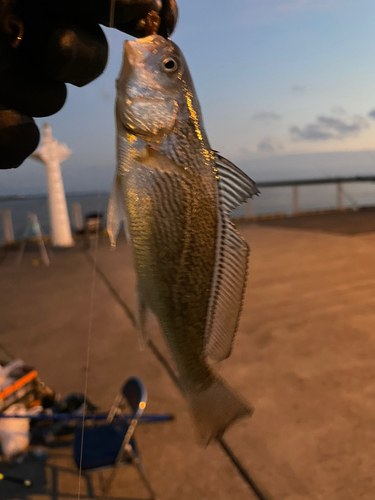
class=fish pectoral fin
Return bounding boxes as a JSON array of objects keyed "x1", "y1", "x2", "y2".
[
  {"x1": 107, "y1": 175, "x2": 129, "y2": 248},
  {"x1": 136, "y1": 147, "x2": 187, "y2": 176},
  {"x1": 135, "y1": 292, "x2": 152, "y2": 350},
  {"x1": 214, "y1": 151, "x2": 259, "y2": 213}
]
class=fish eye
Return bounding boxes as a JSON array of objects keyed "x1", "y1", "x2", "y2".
[{"x1": 162, "y1": 57, "x2": 179, "y2": 73}]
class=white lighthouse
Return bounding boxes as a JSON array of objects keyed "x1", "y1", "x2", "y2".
[{"x1": 32, "y1": 124, "x2": 74, "y2": 247}]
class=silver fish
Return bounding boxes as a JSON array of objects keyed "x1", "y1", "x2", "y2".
[{"x1": 108, "y1": 35, "x2": 259, "y2": 445}]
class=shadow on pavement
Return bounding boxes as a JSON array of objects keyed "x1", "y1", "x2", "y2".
[{"x1": 0, "y1": 454, "x2": 148, "y2": 500}]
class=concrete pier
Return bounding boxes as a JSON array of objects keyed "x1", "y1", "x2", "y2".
[{"x1": 0, "y1": 212, "x2": 374, "y2": 500}]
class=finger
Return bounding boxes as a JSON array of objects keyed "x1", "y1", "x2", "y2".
[
  {"x1": 0, "y1": 71, "x2": 67, "y2": 117},
  {"x1": 44, "y1": 23, "x2": 108, "y2": 87},
  {"x1": 14, "y1": 0, "x2": 108, "y2": 87},
  {"x1": 0, "y1": 0, "x2": 24, "y2": 47},
  {"x1": 0, "y1": 106, "x2": 40, "y2": 169},
  {"x1": 84, "y1": 0, "x2": 162, "y2": 30},
  {"x1": 113, "y1": 0, "x2": 178, "y2": 38},
  {"x1": 0, "y1": 35, "x2": 13, "y2": 72},
  {"x1": 158, "y1": 0, "x2": 178, "y2": 38}
]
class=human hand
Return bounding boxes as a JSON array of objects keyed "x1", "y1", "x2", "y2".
[{"x1": 0, "y1": 0, "x2": 178, "y2": 169}]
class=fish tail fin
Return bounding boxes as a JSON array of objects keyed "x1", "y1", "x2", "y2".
[{"x1": 186, "y1": 376, "x2": 254, "y2": 446}]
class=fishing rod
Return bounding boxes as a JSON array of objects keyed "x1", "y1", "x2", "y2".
[
  {"x1": 0, "y1": 473, "x2": 32, "y2": 487},
  {"x1": 0, "y1": 413, "x2": 173, "y2": 422}
]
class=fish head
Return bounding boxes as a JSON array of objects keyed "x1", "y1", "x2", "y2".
[{"x1": 116, "y1": 35, "x2": 188, "y2": 144}]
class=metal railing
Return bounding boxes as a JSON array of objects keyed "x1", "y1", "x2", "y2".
[
  {"x1": 0, "y1": 193, "x2": 109, "y2": 245},
  {"x1": 1, "y1": 177, "x2": 375, "y2": 243},
  {"x1": 242, "y1": 176, "x2": 375, "y2": 219}
]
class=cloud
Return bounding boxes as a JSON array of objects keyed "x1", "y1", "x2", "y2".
[
  {"x1": 292, "y1": 85, "x2": 306, "y2": 93},
  {"x1": 252, "y1": 112, "x2": 282, "y2": 124},
  {"x1": 290, "y1": 114, "x2": 369, "y2": 142},
  {"x1": 368, "y1": 109, "x2": 375, "y2": 119},
  {"x1": 257, "y1": 137, "x2": 284, "y2": 154},
  {"x1": 331, "y1": 106, "x2": 346, "y2": 116}
]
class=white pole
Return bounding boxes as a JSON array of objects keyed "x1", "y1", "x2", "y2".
[
  {"x1": 1, "y1": 209, "x2": 15, "y2": 244},
  {"x1": 292, "y1": 186, "x2": 299, "y2": 215},
  {"x1": 31, "y1": 124, "x2": 74, "y2": 247},
  {"x1": 45, "y1": 158, "x2": 73, "y2": 247},
  {"x1": 72, "y1": 202, "x2": 84, "y2": 231},
  {"x1": 337, "y1": 182, "x2": 343, "y2": 211}
]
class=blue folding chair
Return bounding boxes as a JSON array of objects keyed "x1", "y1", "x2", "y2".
[{"x1": 74, "y1": 377, "x2": 155, "y2": 499}]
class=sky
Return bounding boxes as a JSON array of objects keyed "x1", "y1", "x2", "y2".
[{"x1": 2, "y1": 0, "x2": 375, "y2": 195}]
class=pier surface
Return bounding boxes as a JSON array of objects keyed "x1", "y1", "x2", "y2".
[{"x1": 0, "y1": 211, "x2": 374, "y2": 500}]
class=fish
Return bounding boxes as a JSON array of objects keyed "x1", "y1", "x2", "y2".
[{"x1": 108, "y1": 34, "x2": 259, "y2": 445}]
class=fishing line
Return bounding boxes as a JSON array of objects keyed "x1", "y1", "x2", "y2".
[
  {"x1": 78, "y1": 3, "x2": 115, "y2": 495},
  {"x1": 109, "y1": 0, "x2": 116, "y2": 29},
  {"x1": 77, "y1": 193, "x2": 101, "y2": 500}
]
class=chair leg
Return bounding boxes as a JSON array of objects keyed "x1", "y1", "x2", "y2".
[
  {"x1": 84, "y1": 472, "x2": 95, "y2": 499},
  {"x1": 133, "y1": 457, "x2": 156, "y2": 500},
  {"x1": 97, "y1": 471, "x2": 106, "y2": 497},
  {"x1": 99, "y1": 469, "x2": 117, "y2": 499}
]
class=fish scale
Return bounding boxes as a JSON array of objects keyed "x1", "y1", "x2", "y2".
[{"x1": 107, "y1": 34, "x2": 259, "y2": 445}]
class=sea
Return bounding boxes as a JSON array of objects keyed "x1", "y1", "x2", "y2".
[{"x1": 0, "y1": 182, "x2": 374, "y2": 244}]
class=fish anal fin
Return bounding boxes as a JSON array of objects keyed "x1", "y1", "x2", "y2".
[{"x1": 205, "y1": 216, "x2": 249, "y2": 363}]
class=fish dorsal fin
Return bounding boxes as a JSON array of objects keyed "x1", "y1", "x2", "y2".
[
  {"x1": 107, "y1": 174, "x2": 129, "y2": 248},
  {"x1": 214, "y1": 152, "x2": 259, "y2": 213},
  {"x1": 205, "y1": 154, "x2": 256, "y2": 362},
  {"x1": 205, "y1": 218, "x2": 249, "y2": 362}
]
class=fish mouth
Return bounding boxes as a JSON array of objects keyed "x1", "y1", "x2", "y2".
[
  {"x1": 117, "y1": 42, "x2": 135, "y2": 82},
  {"x1": 118, "y1": 36, "x2": 165, "y2": 83},
  {"x1": 123, "y1": 40, "x2": 141, "y2": 68},
  {"x1": 124, "y1": 35, "x2": 166, "y2": 68}
]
